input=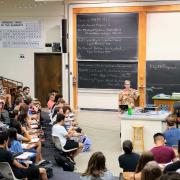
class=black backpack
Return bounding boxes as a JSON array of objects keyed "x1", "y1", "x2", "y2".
[
  {"x1": 38, "y1": 160, "x2": 53, "y2": 178},
  {"x1": 54, "y1": 151, "x2": 75, "y2": 172}
]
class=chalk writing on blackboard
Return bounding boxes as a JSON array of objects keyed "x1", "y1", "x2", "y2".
[
  {"x1": 78, "y1": 62, "x2": 137, "y2": 89},
  {"x1": 77, "y1": 13, "x2": 138, "y2": 60}
]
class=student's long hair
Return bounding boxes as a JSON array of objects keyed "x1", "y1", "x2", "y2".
[
  {"x1": 82, "y1": 152, "x2": 107, "y2": 178},
  {"x1": 18, "y1": 103, "x2": 29, "y2": 127},
  {"x1": 135, "y1": 151, "x2": 154, "y2": 173},
  {"x1": 7, "y1": 128, "x2": 18, "y2": 148}
]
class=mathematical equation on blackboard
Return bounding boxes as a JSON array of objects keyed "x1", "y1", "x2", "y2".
[
  {"x1": 77, "y1": 13, "x2": 138, "y2": 60},
  {"x1": 0, "y1": 21, "x2": 43, "y2": 48},
  {"x1": 78, "y1": 62, "x2": 137, "y2": 89}
]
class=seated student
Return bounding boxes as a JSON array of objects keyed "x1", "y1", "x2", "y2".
[
  {"x1": 13, "y1": 86, "x2": 23, "y2": 104},
  {"x1": 0, "y1": 79, "x2": 12, "y2": 108},
  {"x1": 19, "y1": 102, "x2": 40, "y2": 130},
  {"x1": 11, "y1": 110, "x2": 44, "y2": 164},
  {"x1": 118, "y1": 140, "x2": 140, "y2": 172},
  {"x1": 163, "y1": 140, "x2": 180, "y2": 173},
  {"x1": 18, "y1": 103, "x2": 31, "y2": 130},
  {"x1": 130, "y1": 151, "x2": 154, "y2": 180},
  {"x1": 0, "y1": 98, "x2": 10, "y2": 125},
  {"x1": 47, "y1": 93, "x2": 55, "y2": 110},
  {"x1": 22, "y1": 86, "x2": 32, "y2": 101},
  {"x1": 52, "y1": 113, "x2": 83, "y2": 162},
  {"x1": 63, "y1": 106, "x2": 74, "y2": 130},
  {"x1": 13, "y1": 96, "x2": 24, "y2": 111},
  {"x1": 28, "y1": 100, "x2": 41, "y2": 125},
  {"x1": 16, "y1": 85, "x2": 23, "y2": 95},
  {"x1": 81, "y1": 151, "x2": 114, "y2": 180},
  {"x1": 51, "y1": 93, "x2": 64, "y2": 113},
  {"x1": 10, "y1": 110, "x2": 31, "y2": 142},
  {"x1": 151, "y1": 133, "x2": 177, "y2": 164},
  {"x1": 50, "y1": 106, "x2": 63, "y2": 125},
  {"x1": 8, "y1": 128, "x2": 24, "y2": 154},
  {"x1": 7, "y1": 128, "x2": 37, "y2": 162},
  {"x1": 141, "y1": 161, "x2": 162, "y2": 180},
  {"x1": 64, "y1": 111, "x2": 79, "y2": 130},
  {"x1": 0, "y1": 131, "x2": 47, "y2": 180},
  {"x1": 164, "y1": 116, "x2": 180, "y2": 147},
  {"x1": 160, "y1": 172, "x2": 180, "y2": 180}
]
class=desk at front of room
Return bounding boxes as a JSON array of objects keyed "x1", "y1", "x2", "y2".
[
  {"x1": 152, "y1": 95, "x2": 180, "y2": 112},
  {"x1": 120, "y1": 111, "x2": 171, "y2": 152}
]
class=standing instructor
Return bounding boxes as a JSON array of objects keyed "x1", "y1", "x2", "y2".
[{"x1": 119, "y1": 80, "x2": 139, "y2": 109}]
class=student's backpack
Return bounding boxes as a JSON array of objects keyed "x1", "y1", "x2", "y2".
[
  {"x1": 38, "y1": 160, "x2": 53, "y2": 178},
  {"x1": 54, "y1": 151, "x2": 75, "y2": 172}
]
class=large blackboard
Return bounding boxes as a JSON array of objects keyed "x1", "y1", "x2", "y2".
[
  {"x1": 77, "y1": 13, "x2": 138, "y2": 60},
  {"x1": 78, "y1": 61, "x2": 137, "y2": 89},
  {"x1": 146, "y1": 61, "x2": 180, "y2": 103}
]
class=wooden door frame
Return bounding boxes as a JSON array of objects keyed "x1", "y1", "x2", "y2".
[{"x1": 72, "y1": 4, "x2": 180, "y2": 109}]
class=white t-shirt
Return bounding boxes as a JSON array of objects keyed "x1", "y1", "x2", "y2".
[{"x1": 52, "y1": 123, "x2": 68, "y2": 146}]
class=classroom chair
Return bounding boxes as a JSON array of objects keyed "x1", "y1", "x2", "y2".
[
  {"x1": 52, "y1": 136, "x2": 78, "y2": 153},
  {"x1": 0, "y1": 162, "x2": 22, "y2": 180}
]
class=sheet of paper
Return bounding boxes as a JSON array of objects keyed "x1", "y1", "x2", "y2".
[{"x1": 16, "y1": 152, "x2": 35, "y2": 160}]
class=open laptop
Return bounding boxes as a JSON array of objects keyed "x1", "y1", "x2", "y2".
[{"x1": 119, "y1": 105, "x2": 128, "y2": 111}]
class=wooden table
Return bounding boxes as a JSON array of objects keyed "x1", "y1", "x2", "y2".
[{"x1": 153, "y1": 95, "x2": 180, "y2": 112}]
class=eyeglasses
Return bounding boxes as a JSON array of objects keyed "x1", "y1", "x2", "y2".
[{"x1": 125, "y1": 84, "x2": 130, "y2": 85}]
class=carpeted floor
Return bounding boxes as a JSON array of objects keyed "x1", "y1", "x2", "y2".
[
  {"x1": 41, "y1": 111, "x2": 121, "y2": 180},
  {"x1": 41, "y1": 111, "x2": 82, "y2": 180}
]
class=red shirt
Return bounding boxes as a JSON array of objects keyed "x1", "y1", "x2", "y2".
[
  {"x1": 151, "y1": 146, "x2": 175, "y2": 164},
  {"x1": 47, "y1": 100, "x2": 55, "y2": 110}
]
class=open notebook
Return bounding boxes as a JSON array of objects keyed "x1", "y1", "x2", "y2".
[{"x1": 15, "y1": 152, "x2": 35, "y2": 160}]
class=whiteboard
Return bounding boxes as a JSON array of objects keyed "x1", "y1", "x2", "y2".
[{"x1": 0, "y1": 20, "x2": 43, "y2": 48}]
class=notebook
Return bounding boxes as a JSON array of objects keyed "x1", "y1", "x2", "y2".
[{"x1": 16, "y1": 152, "x2": 35, "y2": 160}]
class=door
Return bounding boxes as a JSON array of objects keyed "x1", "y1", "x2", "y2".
[{"x1": 34, "y1": 53, "x2": 62, "y2": 107}]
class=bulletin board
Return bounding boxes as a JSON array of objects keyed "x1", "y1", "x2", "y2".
[{"x1": 0, "y1": 20, "x2": 43, "y2": 48}]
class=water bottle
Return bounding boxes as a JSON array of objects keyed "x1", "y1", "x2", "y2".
[{"x1": 128, "y1": 107, "x2": 133, "y2": 115}]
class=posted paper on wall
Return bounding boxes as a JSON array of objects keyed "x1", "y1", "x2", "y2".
[{"x1": 0, "y1": 20, "x2": 43, "y2": 48}]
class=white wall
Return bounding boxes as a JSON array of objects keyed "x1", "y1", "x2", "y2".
[
  {"x1": 78, "y1": 89, "x2": 119, "y2": 109},
  {"x1": 0, "y1": 1, "x2": 65, "y2": 98},
  {"x1": 69, "y1": 1, "x2": 180, "y2": 110}
]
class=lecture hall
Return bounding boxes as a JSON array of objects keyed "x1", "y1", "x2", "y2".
[{"x1": 0, "y1": 0, "x2": 180, "y2": 180}]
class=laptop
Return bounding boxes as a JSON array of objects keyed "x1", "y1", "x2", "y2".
[{"x1": 119, "y1": 105, "x2": 128, "y2": 111}]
